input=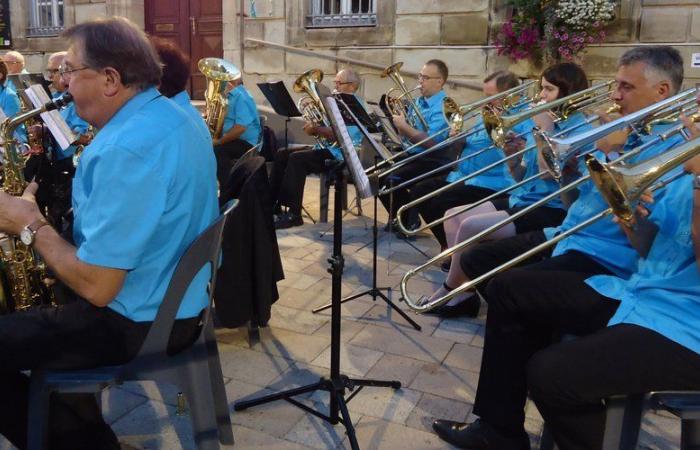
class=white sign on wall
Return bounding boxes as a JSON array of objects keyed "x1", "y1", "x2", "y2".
[{"x1": 692, "y1": 53, "x2": 700, "y2": 68}]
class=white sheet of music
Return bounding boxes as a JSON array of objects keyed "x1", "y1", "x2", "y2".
[
  {"x1": 24, "y1": 84, "x2": 76, "y2": 150},
  {"x1": 323, "y1": 97, "x2": 373, "y2": 199}
]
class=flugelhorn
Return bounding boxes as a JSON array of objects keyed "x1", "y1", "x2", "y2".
[
  {"x1": 381, "y1": 62, "x2": 429, "y2": 131},
  {"x1": 293, "y1": 69, "x2": 337, "y2": 148},
  {"x1": 401, "y1": 108, "x2": 699, "y2": 313},
  {"x1": 198, "y1": 58, "x2": 242, "y2": 139}
]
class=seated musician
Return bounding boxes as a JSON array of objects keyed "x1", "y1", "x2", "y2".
[
  {"x1": 0, "y1": 60, "x2": 25, "y2": 143},
  {"x1": 425, "y1": 63, "x2": 589, "y2": 318},
  {"x1": 377, "y1": 59, "x2": 452, "y2": 231},
  {"x1": 150, "y1": 37, "x2": 211, "y2": 142},
  {"x1": 2, "y1": 50, "x2": 28, "y2": 76},
  {"x1": 431, "y1": 45, "x2": 687, "y2": 450},
  {"x1": 271, "y1": 68, "x2": 364, "y2": 229},
  {"x1": 0, "y1": 17, "x2": 218, "y2": 449},
  {"x1": 41, "y1": 51, "x2": 91, "y2": 230},
  {"x1": 212, "y1": 74, "x2": 261, "y2": 185}
]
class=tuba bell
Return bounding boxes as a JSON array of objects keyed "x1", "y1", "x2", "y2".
[{"x1": 198, "y1": 58, "x2": 242, "y2": 139}]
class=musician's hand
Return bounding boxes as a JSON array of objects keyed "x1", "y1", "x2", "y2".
[
  {"x1": 392, "y1": 113, "x2": 409, "y2": 133},
  {"x1": 681, "y1": 113, "x2": 700, "y2": 140},
  {"x1": 212, "y1": 138, "x2": 222, "y2": 146},
  {"x1": 596, "y1": 128, "x2": 629, "y2": 155},
  {"x1": 303, "y1": 122, "x2": 318, "y2": 136},
  {"x1": 596, "y1": 106, "x2": 621, "y2": 125},
  {"x1": 612, "y1": 190, "x2": 653, "y2": 229},
  {"x1": 532, "y1": 111, "x2": 555, "y2": 132},
  {"x1": 0, "y1": 182, "x2": 42, "y2": 235},
  {"x1": 502, "y1": 133, "x2": 526, "y2": 156},
  {"x1": 684, "y1": 154, "x2": 700, "y2": 175}
]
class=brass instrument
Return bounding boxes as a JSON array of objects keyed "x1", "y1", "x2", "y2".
[
  {"x1": 381, "y1": 62, "x2": 429, "y2": 131},
  {"x1": 198, "y1": 57, "x2": 242, "y2": 139},
  {"x1": 400, "y1": 100, "x2": 699, "y2": 313},
  {"x1": 292, "y1": 69, "x2": 337, "y2": 149},
  {"x1": 0, "y1": 94, "x2": 73, "y2": 312}
]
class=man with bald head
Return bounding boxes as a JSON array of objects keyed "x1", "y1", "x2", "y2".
[{"x1": 271, "y1": 67, "x2": 365, "y2": 229}]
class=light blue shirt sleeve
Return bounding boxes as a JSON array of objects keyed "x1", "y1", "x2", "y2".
[{"x1": 222, "y1": 85, "x2": 261, "y2": 146}]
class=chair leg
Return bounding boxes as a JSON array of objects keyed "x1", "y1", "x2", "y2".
[
  {"x1": 27, "y1": 372, "x2": 51, "y2": 450},
  {"x1": 205, "y1": 321, "x2": 234, "y2": 445},
  {"x1": 602, "y1": 394, "x2": 643, "y2": 450},
  {"x1": 681, "y1": 419, "x2": 700, "y2": 450},
  {"x1": 182, "y1": 345, "x2": 220, "y2": 450}
]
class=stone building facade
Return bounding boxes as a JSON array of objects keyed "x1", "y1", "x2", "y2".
[{"x1": 5, "y1": 0, "x2": 700, "y2": 107}]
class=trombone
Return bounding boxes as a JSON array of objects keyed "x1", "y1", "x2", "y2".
[
  {"x1": 401, "y1": 98, "x2": 699, "y2": 313},
  {"x1": 365, "y1": 80, "x2": 537, "y2": 176}
]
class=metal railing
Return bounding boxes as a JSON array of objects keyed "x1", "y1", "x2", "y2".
[{"x1": 243, "y1": 38, "x2": 482, "y2": 91}]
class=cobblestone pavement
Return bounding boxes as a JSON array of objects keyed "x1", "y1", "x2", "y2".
[{"x1": 5, "y1": 177, "x2": 682, "y2": 449}]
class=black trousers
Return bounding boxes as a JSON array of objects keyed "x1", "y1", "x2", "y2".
[
  {"x1": 529, "y1": 323, "x2": 700, "y2": 450},
  {"x1": 418, "y1": 183, "x2": 502, "y2": 249},
  {"x1": 274, "y1": 147, "x2": 334, "y2": 216},
  {"x1": 0, "y1": 299, "x2": 199, "y2": 450},
  {"x1": 377, "y1": 155, "x2": 452, "y2": 224},
  {"x1": 472, "y1": 251, "x2": 619, "y2": 438},
  {"x1": 214, "y1": 139, "x2": 253, "y2": 186}
]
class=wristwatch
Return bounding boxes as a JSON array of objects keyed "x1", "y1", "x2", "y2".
[
  {"x1": 20, "y1": 218, "x2": 49, "y2": 246},
  {"x1": 694, "y1": 175, "x2": 700, "y2": 190}
]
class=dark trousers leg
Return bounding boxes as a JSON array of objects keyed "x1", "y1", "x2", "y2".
[
  {"x1": 418, "y1": 184, "x2": 501, "y2": 249},
  {"x1": 472, "y1": 251, "x2": 619, "y2": 437},
  {"x1": 269, "y1": 146, "x2": 311, "y2": 203},
  {"x1": 279, "y1": 148, "x2": 332, "y2": 215},
  {"x1": 214, "y1": 139, "x2": 253, "y2": 186},
  {"x1": 528, "y1": 324, "x2": 700, "y2": 450}
]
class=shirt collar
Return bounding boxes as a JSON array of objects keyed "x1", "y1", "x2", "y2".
[
  {"x1": 100, "y1": 86, "x2": 161, "y2": 133},
  {"x1": 421, "y1": 90, "x2": 446, "y2": 109}
]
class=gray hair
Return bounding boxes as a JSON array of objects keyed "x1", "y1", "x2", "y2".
[
  {"x1": 62, "y1": 17, "x2": 162, "y2": 91},
  {"x1": 3, "y1": 50, "x2": 24, "y2": 65},
  {"x1": 339, "y1": 68, "x2": 360, "y2": 88},
  {"x1": 618, "y1": 46, "x2": 684, "y2": 94},
  {"x1": 48, "y1": 51, "x2": 66, "y2": 65}
]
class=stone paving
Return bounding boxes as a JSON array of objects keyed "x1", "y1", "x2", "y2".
[{"x1": 2, "y1": 177, "x2": 683, "y2": 449}]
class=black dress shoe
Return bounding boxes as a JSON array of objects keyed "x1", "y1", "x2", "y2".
[
  {"x1": 274, "y1": 212, "x2": 303, "y2": 230},
  {"x1": 432, "y1": 419, "x2": 530, "y2": 450},
  {"x1": 426, "y1": 295, "x2": 481, "y2": 318},
  {"x1": 441, "y1": 259, "x2": 451, "y2": 272}
]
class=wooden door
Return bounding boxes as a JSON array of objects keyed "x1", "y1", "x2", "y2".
[{"x1": 145, "y1": 0, "x2": 223, "y2": 100}]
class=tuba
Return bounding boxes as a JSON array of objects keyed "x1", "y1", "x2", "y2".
[
  {"x1": 198, "y1": 58, "x2": 242, "y2": 139},
  {"x1": 0, "y1": 94, "x2": 73, "y2": 312},
  {"x1": 293, "y1": 69, "x2": 336, "y2": 148}
]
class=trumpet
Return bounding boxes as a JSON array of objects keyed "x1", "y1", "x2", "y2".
[
  {"x1": 366, "y1": 81, "x2": 537, "y2": 176},
  {"x1": 401, "y1": 107, "x2": 700, "y2": 313},
  {"x1": 293, "y1": 69, "x2": 337, "y2": 149},
  {"x1": 381, "y1": 62, "x2": 429, "y2": 131}
]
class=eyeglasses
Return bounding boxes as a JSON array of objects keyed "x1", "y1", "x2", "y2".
[
  {"x1": 58, "y1": 65, "x2": 91, "y2": 78},
  {"x1": 3, "y1": 61, "x2": 20, "y2": 65},
  {"x1": 334, "y1": 80, "x2": 352, "y2": 85},
  {"x1": 43, "y1": 68, "x2": 59, "y2": 80},
  {"x1": 418, "y1": 74, "x2": 441, "y2": 81}
]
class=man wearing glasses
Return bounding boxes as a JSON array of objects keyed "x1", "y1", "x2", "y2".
[
  {"x1": 378, "y1": 59, "x2": 453, "y2": 234},
  {"x1": 271, "y1": 68, "x2": 365, "y2": 229},
  {"x1": 2, "y1": 51, "x2": 27, "y2": 75}
]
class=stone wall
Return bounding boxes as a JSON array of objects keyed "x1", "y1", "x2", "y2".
[
  {"x1": 228, "y1": 0, "x2": 700, "y2": 107},
  {"x1": 7, "y1": 0, "x2": 144, "y2": 72}
]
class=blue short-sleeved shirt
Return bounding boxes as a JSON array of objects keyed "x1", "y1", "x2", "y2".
[
  {"x1": 72, "y1": 87, "x2": 218, "y2": 322},
  {"x1": 222, "y1": 84, "x2": 261, "y2": 146},
  {"x1": 445, "y1": 118, "x2": 515, "y2": 191},
  {"x1": 586, "y1": 174, "x2": 700, "y2": 355},
  {"x1": 51, "y1": 92, "x2": 90, "y2": 160},
  {"x1": 543, "y1": 122, "x2": 685, "y2": 278},
  {"x1": 0, "y1": 81, "x2": 26, "y2": 144},
  {"x1": 171, "y1": 90, "x2": 212, "y2": 145},
  {"x1": 508, "y1": 112, "x2": 592, "y2": 210},
  {"x1": 406, "y1": 90, "x2": 449, "y2": 154}
]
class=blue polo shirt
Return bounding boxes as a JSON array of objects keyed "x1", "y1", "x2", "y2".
[
  {"x1": 508, "y1": 112, "x2": 591, "y2": 210},
  {"x1": 543, "y1": 122, "x2": 685, "y2": 278},
  {"x1": 0, "y1": 80, "x2": 25, "y2": 144},
  {"x1": 587, "y1": 174, "x2": 700, "y2": 355},
  {"x1": 445, "y1": 118, "x2": 515, "y2": 191},
  {"x1": 72, "y1": 87, "x2": 218, "y2": 322},
  {"x1": 51, "y1": 91, "x2": 90, "y2": 160},
  {"x1": 222, "y1": 84, "x2": 261, "y2": 146},
  {"x1": 171, "y1": 90, "x2": 211, "y2": 145},
  {"x1": 406, "y1": 90, "x2": 449, "y2": 154}
]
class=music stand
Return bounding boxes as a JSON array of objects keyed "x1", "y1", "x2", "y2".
[
  {"x1": 257, "y1": 81, "x2": 302, "y2": 152},
  {"x1": 234, "y1": 97, "x2": 401, "y2": 450},
  {"x1": 311, "y1": 94, "x2": 421, "y2": 330}
]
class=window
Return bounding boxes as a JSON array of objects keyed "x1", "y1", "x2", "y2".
[
  {"x1": 307, "y1": 0, "x2": 376, "y2": 28},
  {"x1": 27, "y1": 0, "x2": 64, "y2": 37}
]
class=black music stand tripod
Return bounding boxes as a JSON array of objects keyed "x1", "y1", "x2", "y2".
[{"x1": 234, "y1": 163, "x2": 401, "y2": 450}]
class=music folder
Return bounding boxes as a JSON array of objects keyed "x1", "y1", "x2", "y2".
[
  {"x1": 24, "y1": 85, "x2": 76, "y2": 151},
  {"x1": 257, "y1": 80, "x2": 302, "y2": 118},
  {"x1": 333, "y1": 94, "x2": 393, "y2": 164},
  {"x1": 323, "y1": 96, "x2": 374, "y2": 199}
]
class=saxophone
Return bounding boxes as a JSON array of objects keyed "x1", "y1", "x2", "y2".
[{"x1": 0, "y1": 93, "x2": 73, "y2": 312}]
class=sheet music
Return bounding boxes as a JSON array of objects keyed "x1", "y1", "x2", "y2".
[
  {"x1": 336, "y1": 97, "x2": 393, "y2": 162},
  {"x1": 323, "y1": 97, "x2": 373, "y2": 199},
  {"x1": 24, "y1": 85, "x2": 76, "y2": 150}
]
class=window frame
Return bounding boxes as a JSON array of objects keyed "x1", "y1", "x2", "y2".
[
  {"x1": 27, "y1": 0, "x2": 65, "y2": 38},
  {"x1": 306, "y1": 0, "x2": 377, "y2": 29}
]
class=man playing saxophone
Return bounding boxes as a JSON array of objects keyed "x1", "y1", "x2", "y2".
[
  {"x1": 432, "y1": 45, "x2": 690, "y2": 450},
  {"x1": 0, "y1": 17, "x2": 218, "y2": 449}
]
